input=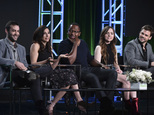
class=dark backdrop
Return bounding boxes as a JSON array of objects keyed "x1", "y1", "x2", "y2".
[
  {"x1": 0, "y1": 0, "x2": 39, "y2": 54},
  {"x1": 125, "y1": 0, "x2": 154, "y2": 37},
  {"x1": 124, "y1": 0, "x2": 154, "y2": 50},
  {"x1": 0, "y1": 0, "x2": 154, "y2": 54}
]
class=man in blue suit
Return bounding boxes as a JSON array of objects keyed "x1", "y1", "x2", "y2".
[
  {"x1": 0, "y1": 21, "x2": 47, "y2": 115},
  {"x1": 124, "y1": 25, "x2": 154, "y2": 78}
]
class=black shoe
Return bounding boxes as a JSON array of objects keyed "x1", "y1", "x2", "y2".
[
  {"x1": 99, "y1": 97, "x2": 115, "y2": 115},
  {"x1": 35, "y1": 100, "x2": 48, "y2": 115},
  {"x1": 99, "y1": 103, "x2": 115, "y2": 115},
  {"x1": 77, "y1": 101, "x2": 95, "y2": 113},
  {"x1": 25, "y1": 70, "x2": 40, "y2": 81}
]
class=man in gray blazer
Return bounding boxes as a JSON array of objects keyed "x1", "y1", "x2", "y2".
[
  {"x1": 124, "y1": 25, "x2": 154, "y2": 78},
  {"x1": 0, "y1": 21, "x2": 47, "y2": 115}
]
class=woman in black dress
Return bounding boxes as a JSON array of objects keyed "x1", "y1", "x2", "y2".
[
  {"x1": 30, "y1": 25, "x2": 91, "y2": 115},
  {"x1": 94, "y1": 26, "x2": 140, "y2": 115}
]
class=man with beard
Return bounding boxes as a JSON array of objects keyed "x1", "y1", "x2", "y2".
[
  {"x1": 124, "y1": 25, "x2": 154, "y2": 79},
  {"x1": 0, "y1": 21, "x2": 47, "y2": 115}
]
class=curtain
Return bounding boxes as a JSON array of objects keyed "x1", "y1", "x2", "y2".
[{"x1": 63, "y1": 0, "x2": 102, "y2": 55}]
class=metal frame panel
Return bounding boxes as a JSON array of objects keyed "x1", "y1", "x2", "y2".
[
  {"x1": 38, "y1": 0, "x2": 64, "y2": 56},
  {"x1": 102, "y1": 0, "x2": 125, "y2": 56}
]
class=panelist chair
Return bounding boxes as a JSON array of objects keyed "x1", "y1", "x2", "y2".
[{"x1": 0, "y1": 64, "x2": 15, "y2": 115}]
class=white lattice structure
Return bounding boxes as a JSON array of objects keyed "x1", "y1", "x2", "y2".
[
  {"x1": 102, "y1": 0, "x2": 125, "y2": 56},
  {"x1": 38, "y1": 0, "x2": 64, "y2": 56}
]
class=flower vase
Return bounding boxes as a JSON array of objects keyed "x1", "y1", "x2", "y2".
[{"x1": 131, "y1": 82, "x2": 147, "y2": 90}]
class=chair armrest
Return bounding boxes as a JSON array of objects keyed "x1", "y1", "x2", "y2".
[
  {"x1": 58, "y1": 64, "x2": 81, "y2": 67},
  {"x1": 57, "y1": 64, "x2": 81, "y2": 73},
  {"x1": 0, "y1": 64, "x2": 12, "y2": 69},
  {"x1": 119, "y1": 64, "x2": 139, "y2": 68},
  {"x1": 28, "y1": 64, "x2": 49, "y2": 70},
  {"x1": 57, "y1": 64, "x2": 82, "y2": 83},
  {"x1": 0, "y1": 64, "x2": 13, "y2": 88},
  {"x1": 0, "y1": 64, "x2": 13, "y2": 73},
  {"x1": 119, "y1": 64, "x2": 140, "y2": 72}
]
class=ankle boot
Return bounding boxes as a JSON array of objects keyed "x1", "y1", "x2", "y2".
[
  {"x1": 124, "y1": 99, "x2": 132, "y2": 110},
  {"x1": 132, "y1": 98, "x2": 141, "y2": 115},
  {"x1": 35, "y1": 100, "x2": 48, "y2": 115}
]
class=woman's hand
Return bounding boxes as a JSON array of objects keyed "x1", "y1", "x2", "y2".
[
  {"x1": 47, "y1": 57, "x2": 54, "y2": 62},
  {"x1": 47, "y1": 57, "x2": 54, "y2": 65},
  {"x1": 59, "y1": 54, "x2": 69, "y2": 58},
  {"x1": 116, "y1": 68, "x2": 123, "y2": 74},
  {"x1": 100, "y1": 64, "x2": 110, "y2": 69}
]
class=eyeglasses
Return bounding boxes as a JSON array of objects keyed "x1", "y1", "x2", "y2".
[{"x1": 69, "y1": 30, "x2": 80, "y2": 33}]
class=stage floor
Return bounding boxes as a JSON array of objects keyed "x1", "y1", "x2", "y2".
[
  {"x1": 0, "y1": 90, "x2": 154, "y2": 115},
  {"x1": 0, "y1": 97, "x2": 154, "y2": 115}
]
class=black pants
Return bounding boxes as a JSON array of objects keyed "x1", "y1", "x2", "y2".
[
  {"x1": 81, "y1": 67, "x2": 117, "y2": 102},
  {"x1": 12, "y1": 69, "x2": 42, "y2": 102}
]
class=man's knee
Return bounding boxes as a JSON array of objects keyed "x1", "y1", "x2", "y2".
[
  {"x1": 109, "y1": 70, "x2": 117, "y2": 80},
  {"x1": 81, "y1": 74, "x2": 99, "y2": 84}
]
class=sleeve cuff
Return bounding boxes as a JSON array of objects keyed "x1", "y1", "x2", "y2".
[{"x1": 148, "y1": 61, "x2": 151, "y2": 68}]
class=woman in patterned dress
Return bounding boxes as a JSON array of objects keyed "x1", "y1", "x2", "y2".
[{"x1": 30, "y1": 25, "x2": 92, "y2": 115}]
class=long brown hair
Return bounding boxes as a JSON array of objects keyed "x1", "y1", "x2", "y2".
[
  {"x1": 33, "y1": 25, "x2": 52, "y2": 54},
  {"x1": 99, "y1": 26, "x2": 117, "y2": 64}
]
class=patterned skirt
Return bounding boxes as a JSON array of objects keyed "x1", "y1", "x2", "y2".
[{"x1": 33, "y1": 64, "x2": 78, "y2": 89}]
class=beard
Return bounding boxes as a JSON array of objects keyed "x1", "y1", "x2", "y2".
[
  {"x1": 8, "y1": 37, "x2": 16, "y2": 42},
  {"x1": 139, "y1": 37, "x2": 148, "y2": 44},
  {"x1": 8, "y1": 34, "x2": 17, "y2": 42}
]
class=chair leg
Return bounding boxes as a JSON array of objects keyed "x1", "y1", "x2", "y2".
[
  {"x1": 9, "y1": 89, "x2": 13, "y2": 115},
  {"x1": 19, "y1": 90, "x2": 21, "y2": 115},
  {"x1": 49, "y1": 90, "x2": 52, "y2": 101}
]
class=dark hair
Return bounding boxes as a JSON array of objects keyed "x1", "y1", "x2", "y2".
[
  {"x1": 99, "y1": 26, "x2": 117, "y2": 64},
  {"x1": 68, "y1": 22, "x2": 81, "y2": 32},
  {"x1": 141, "y1": 25, "x2": 154, "y2": 36},
  {"x1": 5, "y1": 21, "x2": 19, "y2": 31},
  {"x1": 33, "y1": 25, "x2": 52, "y2": 53}
]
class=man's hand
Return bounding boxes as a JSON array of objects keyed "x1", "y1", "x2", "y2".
[
  {"x1": 15, "y1": 61, "x2": 27, "y2": 71},
  {"x1": 69, "y1": 37, "x2": 80, "y2": 46},
  {"x1": 151, "y1": 62, "x2": 154, "y2": 66}
]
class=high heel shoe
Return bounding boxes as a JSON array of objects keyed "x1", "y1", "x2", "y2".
[
  {"x1": 46, "y1": 104, "x2": 54, "y2": 115},
  {"x1": 35, "y1": 100, "x2": 48, "y2": 115},
  {"x1": 77, "y1": 101, "x2": 95, "y2": 113},
  {"x1": 77, "y1": 101, "x2": 87, "y2": 113},
  {"x1": 49, "y1": 109, "x2": 53, "y2": 115}
]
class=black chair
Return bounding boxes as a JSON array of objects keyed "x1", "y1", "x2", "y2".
[
  {"x1": 0, "y1": 64, "x2": 14, "y2": 115},
  {"x1": 0, "y1": 56, "x2": 39, "y2": 115}
]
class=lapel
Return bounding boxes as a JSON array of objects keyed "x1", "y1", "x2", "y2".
[
  {"x1": 4, "y1": 38, "x2": 13, "y2": 59},
  {"x1": 146, "y1": 44, "x2": 150, "y2": 60},
  {"x1": 16, "y1": 45, "x2": 21, "y2": 61},
  {"x1": 134, "y1": 38, "x2": 144, "y2": 57}
]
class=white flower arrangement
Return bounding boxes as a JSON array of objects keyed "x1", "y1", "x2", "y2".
[{"x1": 126, "y1": 69, "x2": 152, "y2": 84}]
